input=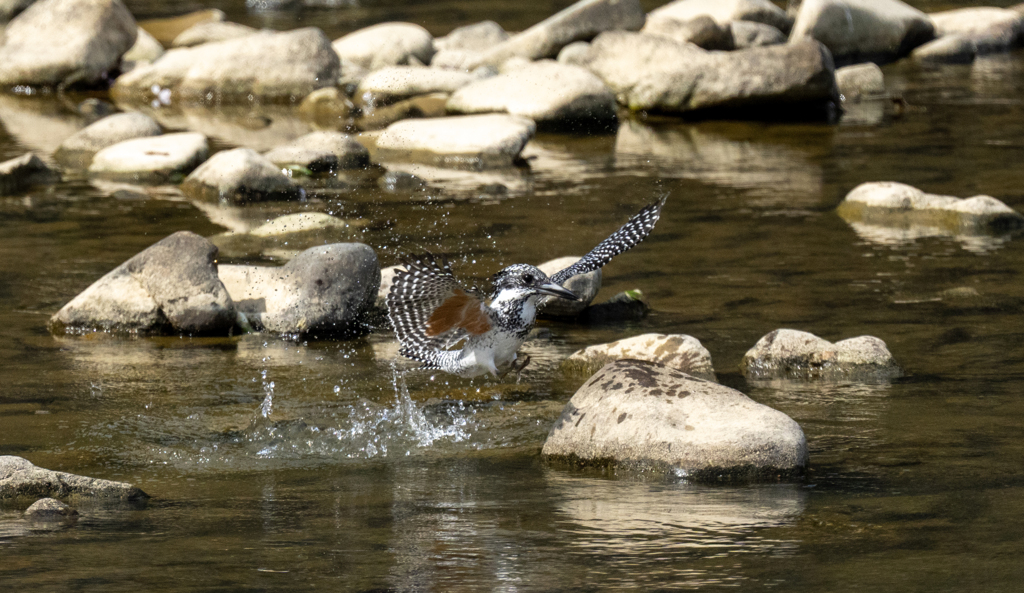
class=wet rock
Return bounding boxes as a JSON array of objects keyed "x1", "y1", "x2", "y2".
[
  {"x1": 356, "y1": 67, "x2": 477, "y2": 106},
  {"x1": 0, "y1": 456, "x2": 148, "y2": 500},
  {"x1": 356, "y1": 93, "x2": 450, "y2": 131},
  {"x1": 584, "y1": 32, "x2": 837, "y2": 117},
  {"x1": 562, "y1": 333, "x2": 716, "y2": 381},
  {"x1": 0, "y1": 152, "x2": 59, "y2": 195},
  {"x1": 447, "y1": 61, "x2": 616, "y2": 129},
  {"x1": 138, "y1": 8, "x2": 224, "y2": 46},
  {"x1": 377, "y1": 169, "x2": 428, "y2": 193},
  {"x1": 642, "y1": 14, "x2": 734, "y2": 50},
  {"x1": 123, "y1": 26, "x2": 165, "y2": 64},
  {"x1": 648, "y1": 0, "x2": 794, "y2": 34},
  {"x1": 0, "y1": 0, "x2": 36, "y2": 24},
  {"x1": 263, "y1": 131, "x2": 369, "y2": 173},
  {"x1": 171, "y1": 20, "x2": 258, "y2": 48},
  {"x1": 741, "y1": 329, "x2": 902, "y2": 380},
  {"x1": 837, "y1": 181, "x2": 1024, "y2": 234},
  {"x1": 55, "y1": 112, "x2": 163, "y2": 169},
  {"x1": 436, "y1": 20, "x2": 509, "y2": 52},
  {"x1": 929, "y1": 8, "x2": 1024, "y2": 54},
  {"x1": 836, "y1": 63, "x2": 885, "y2": 102},
  {"x1": 911, "y1": 34, "x2": 978, "y2": 64},
  {"x1": 469, "y1": 0, "x2": 646, "y2": 69},
  {"x1": 789, "y1": 0, "x2": 934, "y2": 65},
  {"x1": 581, "y1": 289, "x2": 651, "y2": 323},
  {"x1": 297, "y1": 87, "x2": 354, "y2": 127},
  {"x1": 536, "y1": 256, "x2": 601, "y2": 318},
  {"x1": 24, "y1": 497, "x2": 78, "y2": 519},
  {"x1": 88, "y1": 132, "x2": 209, "y2": 183},
  {"x1": 49, "y1": 231, "x2": 236, "y2": 335},
  {"x1": 332, "y1": 22, "x2": 435, "y2": 72},
  {"x1": 730, "y1": 20, "x2": 787, "y2": 48},
  {"x1": 542, "y1": 360, "x2": 808, "y2": 481},
  {"x1": 112, "y1": 28, "x2": 339, "y2": 104},
  {"x1": 374, "y1": 114, "x2": 536, "y2": 169},
  {"x1": 181, "y1": 148, "x2": 304, "y2": 203},
  {"x1": 557, "y1": 41, "x2": 592, "y2": 65},
  {"x1": 218, "y1": 243, "x2": 380, "y2": 337},
  {"x1": 0, "y1": 0, "x2": 137, "y2": 88}
]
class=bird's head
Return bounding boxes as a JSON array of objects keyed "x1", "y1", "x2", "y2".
[{"x1": 491, "y1": 264, "x2": 578, "y2": 302}]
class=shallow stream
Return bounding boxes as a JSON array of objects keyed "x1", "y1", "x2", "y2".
[{"x1": 3, "y1": 0, "x2": 1024, "y2": 590}]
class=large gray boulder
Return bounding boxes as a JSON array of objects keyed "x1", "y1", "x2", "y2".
[
  {"x1": 741, "y1": 329, "x2": 902, "y2": 380},
  {"x1": 0, "y1": 0, "x2": 136, "y2": 88},
  {"x1": 929, "y1": 8, "x2": 1024, "y2": 54},
  {"x1": 55, "y1": 112, "x2": 163, "y2": 168},
  {"x1": 332, "y1": 22, "x2": 435, "y2": 71},
  {"x1": 536, "y1": 255, "x2": 601, "y2": 318},
  {"x1": 0, "y1": 152, "x2": 59, "y2": 195},
  {"x1": 583, "y1": 32, "x2": 837, "y2": 116},
  {"x1": 561, "y1": 333, "x2": 716, "y2": 380},
  {"x1": 181, "y1": 148, "x2": 304, "y2": 203},
  {"x1": 50, "y1": 231, "x2": 237, "y2": 335},
  {"x1": 112, "y1": 28, "x2": 339, "y2": 104},
  {"x1": 218, "y1": 243, "x2": 380, "y2": 337},
  {"x1": 87, "y1": 132, "x2": 209, "y2": 183},
  {"x1": 356, "y1": 66, "x2": 478, "y2": 105},
  {"x1": 789, "y1": 0, "x2": 934, "y2": 65},
  {"x1": 374, "y1": 114, "x2": 536, "y2": 169},
  {"x1": 468, "y1": 0, "x2": 646, "y2": 69},
  {"x1": 542, "y1": 360, "x2": 808, "y2": 480},
  {"x1": 837, "y1": 181, "x2": 1024, "y2": 235},
  {"x1": 263, "y1": 131, "x2": 370, "y2": 173},
  {"x1": 0, "y1": 456, "x2": 147, "y2": 500},
  {"x1": 648, "y1": 0, "x2": 793, "y2": 34},
  {"x1": 447, "y1": 61, "x2": 617, "y2": 128}
]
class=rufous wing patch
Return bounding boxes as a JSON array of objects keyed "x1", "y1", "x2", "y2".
[{"x1": 426, "y1": 289, "x2": 491, "y2": 337}]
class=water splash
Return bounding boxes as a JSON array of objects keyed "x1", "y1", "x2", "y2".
[{"x1": 257, "y1": 369, "x2": 274, "y2": 419}]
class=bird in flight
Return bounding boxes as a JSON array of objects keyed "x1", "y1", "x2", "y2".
[{"x1": 386, "y1": 198, "x2": 666, "y2": 378}]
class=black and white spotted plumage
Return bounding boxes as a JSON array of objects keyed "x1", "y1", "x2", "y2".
[{"x1": 386, "y1": 199, "x2": 667, "y2": 378}]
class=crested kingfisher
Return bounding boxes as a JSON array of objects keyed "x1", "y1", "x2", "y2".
[{"x1": 386, "y1": 198, "x2": 666, "y2": 378}]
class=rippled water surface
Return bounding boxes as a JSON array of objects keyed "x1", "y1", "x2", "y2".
[{"x1": 3, "y1": 0, "x2": 1024, "y2": 590}]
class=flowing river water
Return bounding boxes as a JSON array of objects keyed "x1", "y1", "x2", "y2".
[{"x1": 3, "y1": 0, "x2": 1024, "y2": 590}]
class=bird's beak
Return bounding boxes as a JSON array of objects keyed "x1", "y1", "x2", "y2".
[{"x1": 536, "y1": 282, "x2": 579, "y2": 301}]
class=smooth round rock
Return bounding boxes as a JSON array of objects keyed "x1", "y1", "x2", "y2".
[
  {"x1": 562, "y1": 333, "x2": 716, "y2": 381},
  {"x1": 210, "y1": 212, "x2": 372, "y2": 261},
  {"x1": 911, "y1": 34, "x2": 977, "y2": 64},
  {"x1": 642, "y1": 14, "x2": 734, "y2": 50},
  {"x1": 0, "y1": 0, "x2": 137, "y2": 88},
  {"x1": 55, "y1": 112, "x2": 163, "y2": 168},
  {"x1": 729, "y1": 20, "x2": 787, "y2": 48},
  {"x1": 356, "y1": 66, "x2": 477, "y2": 105},
  {"x1": 536, "y1": 256, "x2": 601, "y2": 318},
  {"x1": 789, "y1": 0, "x2": 934, "y2": 65},
  {"x1": 435, "y1": 20, "x2": 509, "y2": 52},
  {"x1": 930, "y1": 7, "x2": 1024, "y2": 54},
  {"x1": 88, "y1": 132, "x2": 208, "y2": 183},
  {"x1": 297, "y1": 87, "x2": 354, "y2": 126},
  {"x1": 332, "y1": 22, "x2": 435, "y2": 71},
  {"x1": 263, "y1": 131, "x2": 370, "y2": 173},
  {"x1": 542, "y1": 360, "x2": 808, "y2": 481},
  {"x1": 374, "y1": 114, "x2": 536, "y2": 169},
  {"x1": 181, "y1": 148, "x2": 304, "y2": 203},
  {"x1": 740, "y1": 329, "x2": 902, "y2": 380},
  {"x1": 648, "y1": 0, "x2": 794, "y2": 33},
  {"x1": 836, "y1": 63, "x2": 885, "y2": 101},
  {"x1": 25, "y1": 498, "x2": 78, "y2": 519},
  {"x1": 171, "y1": 20, "x2": 257, "y2": 47}
]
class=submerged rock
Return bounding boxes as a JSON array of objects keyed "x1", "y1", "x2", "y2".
[
  {"x1": 50, "y1": 231, "x2": 236, "y2": 335},
  {"x1": 112, "y1": 27, "x2": 339, "y2": 104},
  {"x1": 171, "y1": 20, "x2": 258, "y2": 47},
  {"x1": 789, "y1": 0, "x2": 934, "y2": 65},
  {"x1": 0, "y1": 0, "x2": 137, "y2": 88},
  {"x1": 0, "y1": 456, "x2": 147, "y2": 500},
  {"x1": 542, "y1": 360, "x2": 808, "y2": 481},
  {"x1": 583, "y1": 32, "x2": 837, "y2": 117},
  {"x1": 24, "y1": 497, "x2": 78, "y2": 520},
  {"x1": 837, "y1": 181, "x2": 1024, "y2": 235},
  {"x1": 356, "y1": 66, "x2": 477, "y2": 105},
  {"x1": 740, "y1": 329, "x2": 902, "y2": 380},
  {"x1": 181, "y1": 148, "x2": 304, "y2": 203},
  {"x1": 469, "y1": 0, "x2": 646, "y2": 68},
  {"x1": 88, "y1": 132, "x2": 209, "y2": 183},
  {"x1": 647, "y1": 0, "x2": 794, "y2": 34},
  {"x1": 332, "y1": 22, "x2": 435, "y2": 71},
  {"x1": 263, "y1": 131, "x2": 370, "y2": 173},
  {"x1": 536, "y1": 256, "x2": 601, "y2": 318},
  {"x1": 374, "y1": 114, "x2": 536, "y2": 169},
  {"x1": 55, "y1": 112, "x2": 163, "y2": 168},
  {"x1": 836, "y1": 63, "x2": 885, "y2": 102},
  {"x1": 0, "y1": 152, "x2": 60, "y2": 195},
  {"x1": 447, "y1": 61, "x2": 617, "y2": 129},
  {"x1": 561, "y1": 333, "x2": 716, "y2": 381},
  {"x1": 218, "y1": 243, "x2": 380, "y2": 337},
  {"x1": 210, "y1": 212, "x2": 372, "y2": 260}
]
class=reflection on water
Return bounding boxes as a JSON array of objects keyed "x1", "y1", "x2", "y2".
[
  {"x1": 0, "y1": 94, "x2": 86, "y2": 155},
  {"x1": 846, "y1": 220, "x2": 1015, "y2": 253}
]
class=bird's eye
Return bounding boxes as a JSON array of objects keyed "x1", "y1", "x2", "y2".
[{"x1": 523, "y1": 274, "x2": 534, "y2": 284}]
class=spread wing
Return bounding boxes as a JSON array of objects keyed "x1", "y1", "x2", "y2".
[
  {"x1": 386, "y1": 254, "x2": 492, "y2": 366},
  {"x1": 550, "y1": 197, "x2": 666, "y2": 286}
]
